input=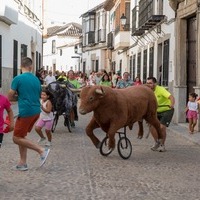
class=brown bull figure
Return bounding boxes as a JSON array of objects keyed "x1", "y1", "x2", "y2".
[{"x1": 79, "y1": 85, "x2": 162, "y2": 149}]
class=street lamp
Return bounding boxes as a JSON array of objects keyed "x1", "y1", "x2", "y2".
[{"x1": 120, "y1": 13, "x2": 127, "y2": 29}]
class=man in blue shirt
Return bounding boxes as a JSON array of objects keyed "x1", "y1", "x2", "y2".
[{"x1": 8, "y1": 57, "x2": 50, "y2": 171}]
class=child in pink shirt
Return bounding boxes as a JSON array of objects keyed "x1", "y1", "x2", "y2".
[{"x1": 0, "y1": 94, "x2": 14, "y2": 147}]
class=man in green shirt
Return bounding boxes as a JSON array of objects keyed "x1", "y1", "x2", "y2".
[
  {"x1": 146, "y1": 77, "x2": 175, "y2": 152},
  {"x1": 67, "y1": 70, "x2": 80, "y2": 124}
]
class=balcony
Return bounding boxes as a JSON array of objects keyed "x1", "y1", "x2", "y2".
[
  {"x1": 131, "y1": 0, "x2": 165, "y2": 36},
  {"x1": 114, "y1": 31, "x2": 130, "y2": 50},
  {"x1": 0, "y1": 0, "x2": 18, "y2": 25}
]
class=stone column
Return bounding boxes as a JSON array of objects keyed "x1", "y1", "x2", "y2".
[
  {"x1": 174, "y1": 85, "x2": 187, "y2": 123},
  {"x1": 173, "y1": 17, "x2": 187, "y2": 123}
]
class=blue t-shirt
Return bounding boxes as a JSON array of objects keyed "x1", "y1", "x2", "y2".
[{"x1": 11, "y1": 72, "x2": 41, "y2": 117}]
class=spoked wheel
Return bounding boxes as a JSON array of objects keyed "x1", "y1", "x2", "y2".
[
  {"x1": 99, "y1": 136, "x2": 113, "y2": 156},
  {"x1": 117, "y1": 137, "x2": 132, "y2": 159},
  {"x1": 52, "y1": 113, "x2": 59, "y2": 133},
  {"x1": 64, "y1": 115, "x2": 72, "y2": 133}
]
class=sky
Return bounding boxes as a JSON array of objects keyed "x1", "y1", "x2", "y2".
[{"x1": 45, "y1": 0, "x2": 104, "y2": 26}]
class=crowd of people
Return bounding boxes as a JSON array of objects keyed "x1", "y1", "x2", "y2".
[
  {"x1": 0, "y1": 57, "x2": 179, "y2": 171},
  {"x1": 35, "y1": 68, "x2": 143, "y2": 89}
]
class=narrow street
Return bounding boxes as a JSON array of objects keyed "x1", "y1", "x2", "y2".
[{"x1": 1, "y1": 110, "x2": 200, "y2": 200}]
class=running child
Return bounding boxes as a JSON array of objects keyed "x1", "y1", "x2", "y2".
[{"x1": 35, "y1": 89, "x2": 54, "y2": 146}]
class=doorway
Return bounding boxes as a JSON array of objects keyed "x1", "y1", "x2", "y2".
[{"x1": 187, "y1": 17, "x2": 196, "y2": 95}]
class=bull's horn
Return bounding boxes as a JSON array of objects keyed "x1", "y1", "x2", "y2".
[
  {"x1": 95, "y1": 88, "x2": 104, "y2": 94},
  {"x1": 68, "y1": 87, "x2": 82, "y2": 93}
]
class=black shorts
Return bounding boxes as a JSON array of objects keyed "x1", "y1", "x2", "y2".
[{"x1": 157, "y1": 108, "x2": 174, "y2": 127}]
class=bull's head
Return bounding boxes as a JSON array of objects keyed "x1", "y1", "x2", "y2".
[{"x1": 79, "y1": 86, "x2": 106, "y2": 115}]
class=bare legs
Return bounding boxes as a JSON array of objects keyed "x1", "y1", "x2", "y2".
[
  {"x1": 150, "y1": 123, "x2": 166, "y2": 145},
  {"x1": 35, "y1": 126, "x2": 52, "y2": 142},
  {"x1": 13, "y1": 136, "x2": 44, "y2": 165},
  {"x1": 188, "y1": 118, "x2": 197, "y2": 134}
]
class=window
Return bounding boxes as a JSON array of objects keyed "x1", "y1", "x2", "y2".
[
  {"x1": 139, "y1": 0, "x2": 153, "y2": 27},
  {"x1": 95, "y1": 60, "x2": 99, "y2": 72},
  {"x1": 13, "y1": 40, "x2": 18, "y2": 77},
  {"x1": 119, "y1": 59, "x2": 122, "y2": 74},
  {"x1": 162, "y1": 39, "x2": 169, "y2": 86},
  {"x1": 52, "y1": 40, "x2": 56, "y2": 54},
  {"x1": 60, "y1": 49, "x2": 62, "y2": 56},
  {"x1": 84, "y1": 14, "x2": 95, "y2": 45},
  {"x1": 125, "y1": 2, "x2": 130, "y2": 31},
  {"x1": 131, "y1": 6, "x2": 137, "y2": 34},
  {"x1": 132, "y1": 55, "x2": 136, "y2": 80},
  {"x1": 157, "y1": 0, "x2": 163, "y2": 15},
  {"x1": 36, "y1": 51, "x2": 39, "y2": 71},
  {"x1": 143, "y1": 49, "x2": 147, "y2": 83},
  {"x1": 129, "y1": 56, "x2": 132, "y2": 79},
  {"x1": 149, "y1": 47, "x2": 154, "y2": 77},
  {"x1": 137, "y1": 52, "x2": 141, "y2": 77},
  {"x1": 21, "y1": 44, "x2": 27, "y2": 59},
  {"x1": 85, "y1": 14, "x2": 95, "y2": 33}
]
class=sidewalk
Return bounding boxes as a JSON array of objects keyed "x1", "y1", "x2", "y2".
[{"x1": 168, "y1": 123, "x2": 200, "y2": 146}]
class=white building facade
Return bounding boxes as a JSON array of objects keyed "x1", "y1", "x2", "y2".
[
  {"x1": 0, "y1": 0, "x2": 43, "y2": 94},
  {"x1": 42, "y1": 23, "x2": 82, "y2": 73},
  {"x1": 81, "y1": 2, "x2": 110, "y2": 75}
]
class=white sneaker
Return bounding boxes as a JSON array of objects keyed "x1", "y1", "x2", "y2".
[
  {"x1": 38, "y1": 137, "x2": 46, "y2": 144},
  {"x1": 40, "y1": 148, "x2": 50, "y2": 167},
  {"x1": 151, "y1": 141, "x2": 160, "y2": 151},
  {"x1": 157, "y1": 145, "x2": 166, "y2": 152},
  {"x1": 45, "y1": 141, "x2": 51, "y2": 147}
]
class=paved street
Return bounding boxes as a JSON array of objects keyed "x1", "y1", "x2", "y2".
[{"x1": 1, "y1": 108, "x2": 200, "y2": 200}]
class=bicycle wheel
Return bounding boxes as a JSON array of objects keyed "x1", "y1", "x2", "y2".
[
  {"x1": 64, "y1": 115, "x2": 72, "y2": 132},
  {"x1": 52, "y1": 113, "x2": 59, "y2": 133},
  {"x1": 117, "y1": 137, "x2": 132, "y2": 159},
  {"x1": 99, "y1": 136, "x2": 113, "y2": 156}
]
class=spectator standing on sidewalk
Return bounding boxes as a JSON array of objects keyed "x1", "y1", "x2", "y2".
[
  {"x1": 185, "y1": 92, "x2": 199, "y2": 134},
  {"x1": 8, "y1": 57, "x2": 50, "y2": 171},
  {"x1": 146, "y1": 77, "x2": 175, "y2": 152},
  {"x1": 0, "y1": 94, "x2": 14, "y2": 147}
]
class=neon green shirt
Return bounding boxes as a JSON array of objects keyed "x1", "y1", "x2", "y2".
[
  {"x1": 100, "y1": 81, "x2": 112, "y2": 87},
  {"x1": 154, "y1": 85, "x2": 171, "y2": 113},
  {"x1": 68, "y1": 79, "x2": 80, "y2": 89}
]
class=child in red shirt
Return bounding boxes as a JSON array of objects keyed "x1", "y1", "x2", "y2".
[{"x1": 0, "y1": 94, "x2": 14, "y2": 147}]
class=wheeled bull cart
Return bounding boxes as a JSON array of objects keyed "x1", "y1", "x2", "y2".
[{"x1": 99, "y1": 127, "x2": 132, "y2": 159}]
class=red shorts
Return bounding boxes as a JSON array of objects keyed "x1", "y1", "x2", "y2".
[{"x1": 14, "y1": 114, "x2": 39, "y2": 137}]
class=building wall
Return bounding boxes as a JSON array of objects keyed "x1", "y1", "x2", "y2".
[
  {"x1": 43, "y1": 35, "x2": 81, "y2": 73},
  {"x1": 0, "y1": 0, "x2": 43, "y2": 94},
  {"x1": 174, "y1": 0, "x2": 197, "y2": 124}
]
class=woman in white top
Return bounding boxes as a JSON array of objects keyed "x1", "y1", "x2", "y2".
[{"x1": 35, "y1": 89, "x2": 54, "y2": 146}]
